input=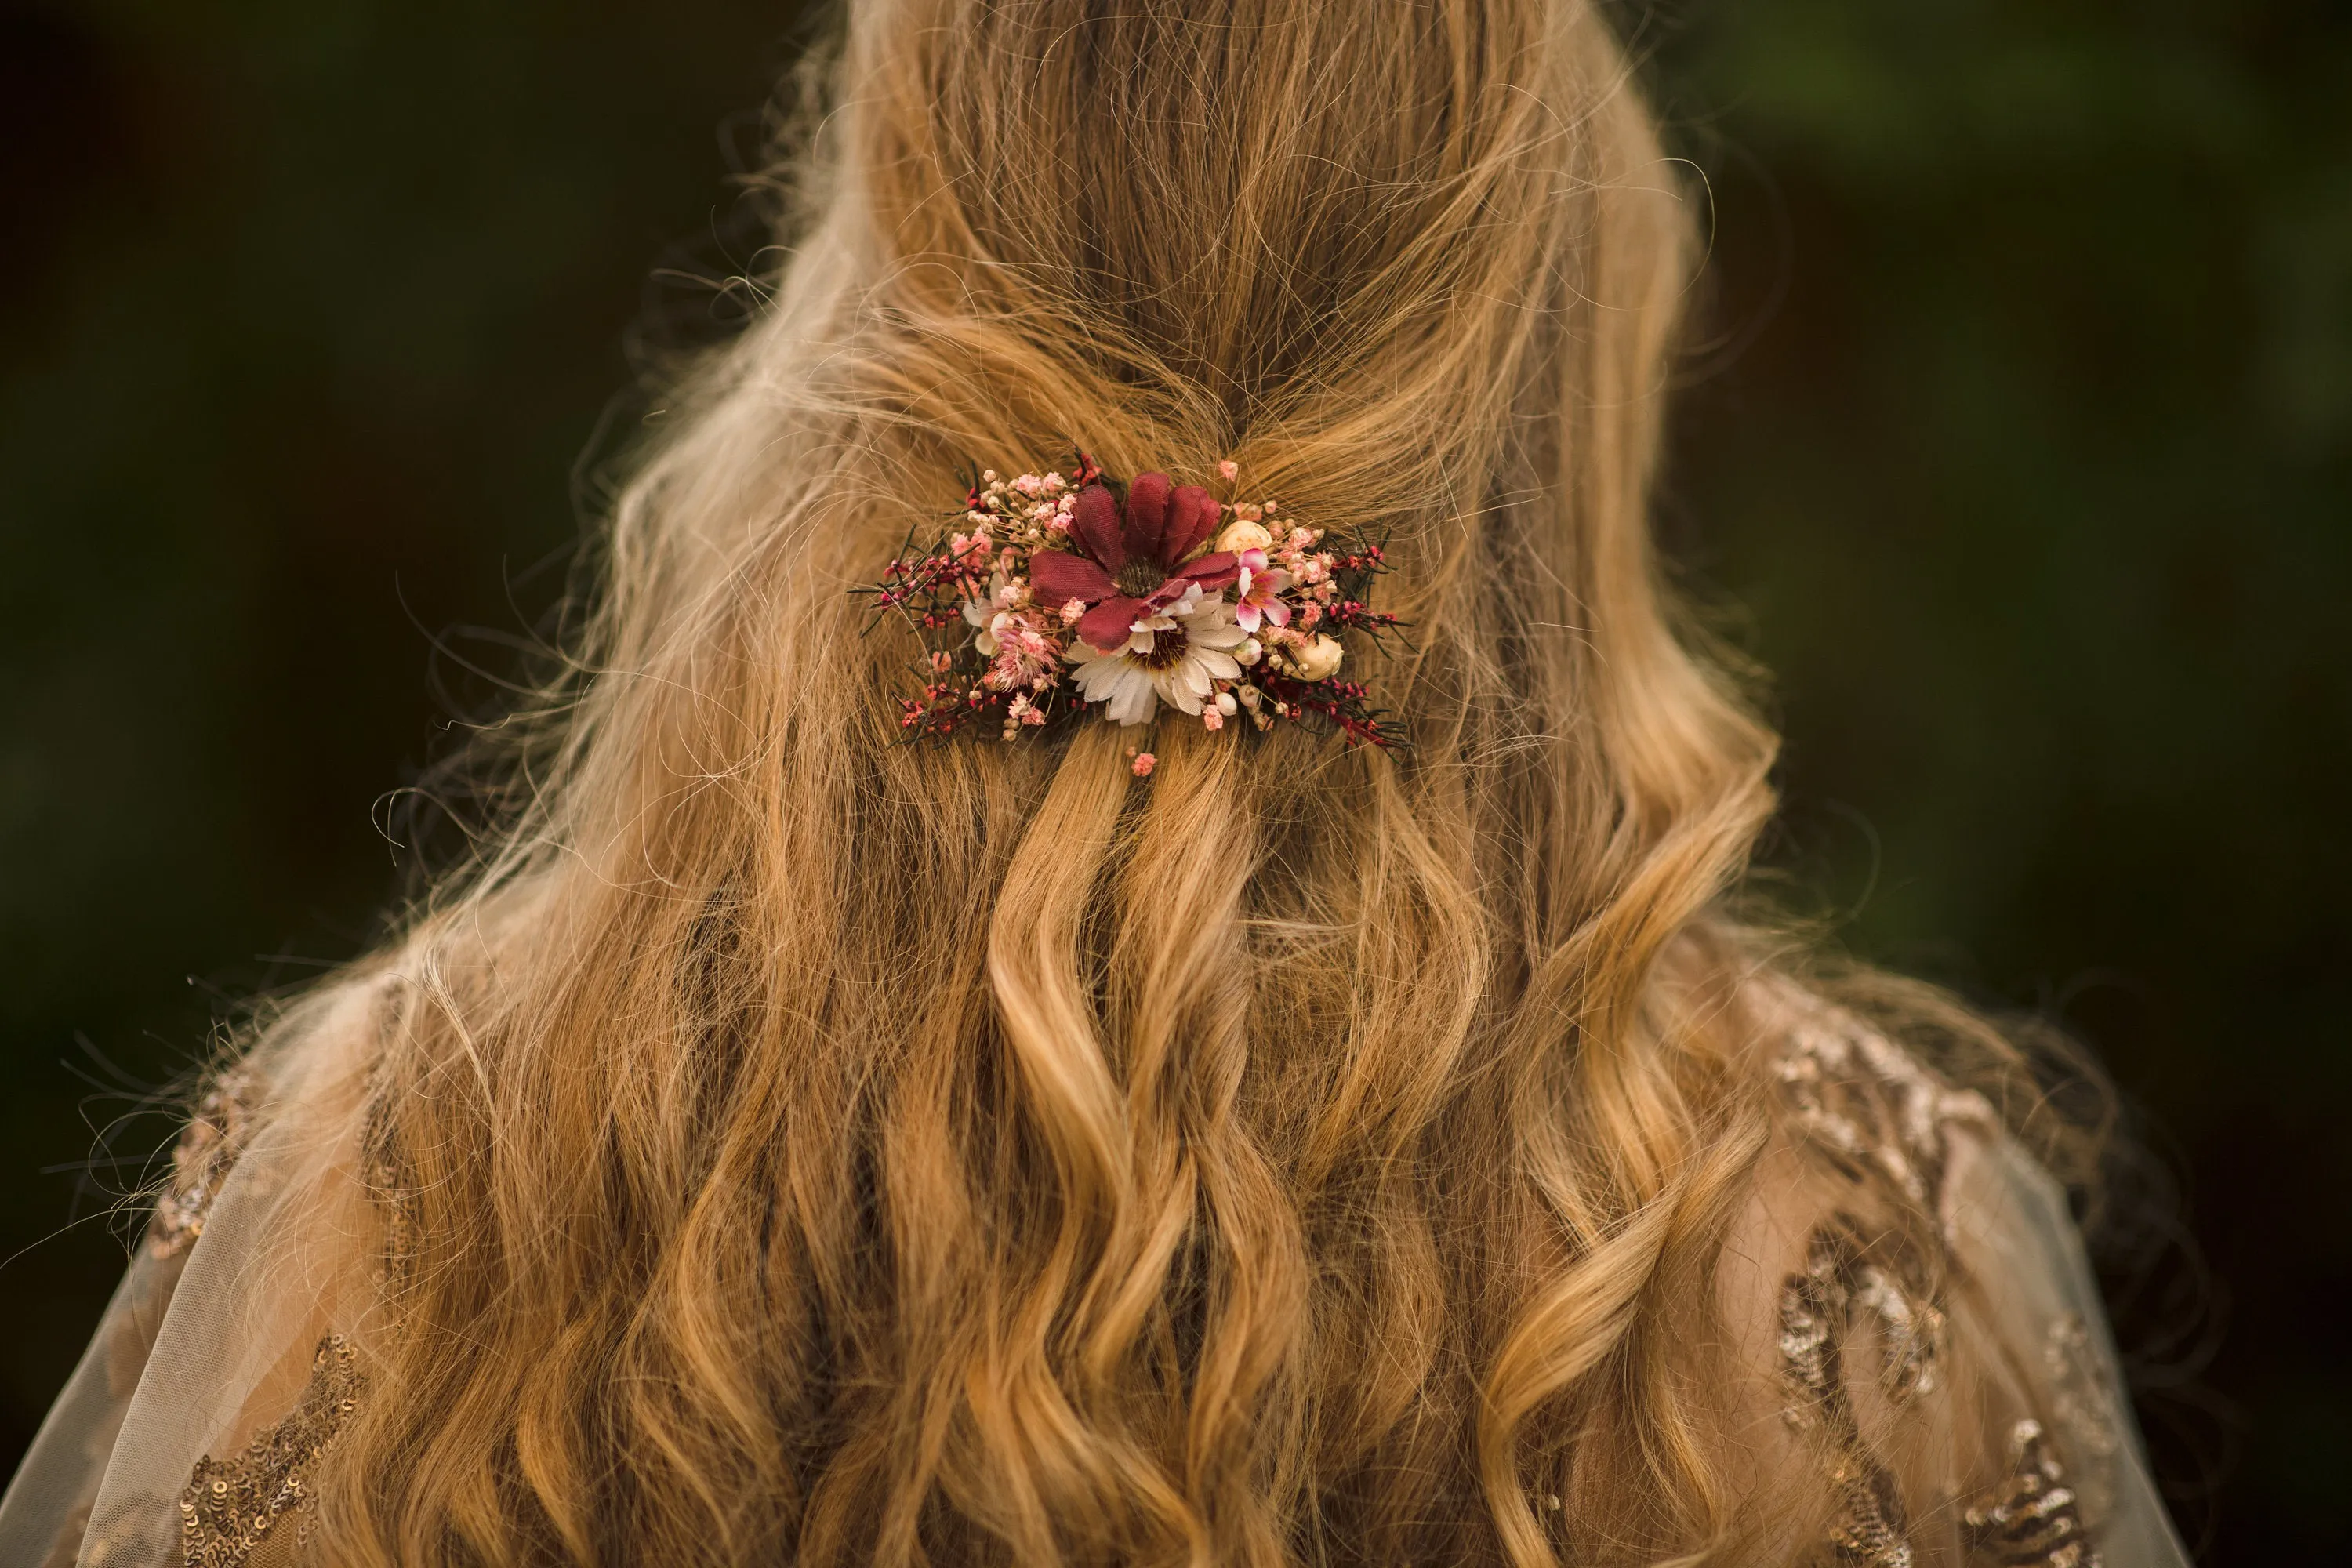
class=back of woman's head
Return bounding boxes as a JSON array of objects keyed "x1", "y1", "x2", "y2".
[{"x1": 307, "y1": 2, "x2": 1799, "y2": 1564}]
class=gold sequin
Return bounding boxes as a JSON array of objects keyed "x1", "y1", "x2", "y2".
[
  {"x1": 1777, "y1": 1217, "x2": 1943, "y2": 1567},
  {"x1": 1964, "y1": 1419, "x2": 2102, "y2": 1568},
  {"x1": 1768, "y1": 985, "x2": 1998, "y2": 1233},
  {"x1": 1825, "y1": 1454, "x2": 1912, "y2": 1568},
  {"x1": 149, "y1": 1065, "x2": 263, "y2": 1258},
  {"x1": 178, "y1": 1335, "x2": 363, "y2": 1568},
  {"x1": 359, "y1": 1086, "x2": 420, "y2": 1300}
]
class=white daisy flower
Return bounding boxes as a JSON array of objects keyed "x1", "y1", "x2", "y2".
[{"x1": 1065, "y1": 585, "x2": 1248, "y2": 726}]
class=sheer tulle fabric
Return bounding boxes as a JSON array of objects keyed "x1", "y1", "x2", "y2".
[
  {"x1": 0, "y1": 995, "x2": 372, "y2": 1568},
  {"x1": 1952, "y1": 1139, "x2": 2188, "y2": 1566}
]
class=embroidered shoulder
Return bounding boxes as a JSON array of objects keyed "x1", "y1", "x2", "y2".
[
  {"x1": 179, "y1": 1335, "x2": 364, "y2": 1568},
  {"x1": 1759, "y1": 977, "x2": 1998, "y2": 1230},
  {"x1": 1755, "y1": 977, "x2": 2111, "y2": 1568},
  {"x1": 150, "y1": 1064, "x2": 266, "y2": 1259}
]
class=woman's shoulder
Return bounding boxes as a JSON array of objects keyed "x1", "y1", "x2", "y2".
[
  {"x1": 1737, "y1": 967, "x2": 2006, "y2": 1227},
  {"x1": 147, "y1": 967, "x2": 402, "y2": 1258},
  {"x1": 1713, "y1": 966, "x2": 2188, "y2": 1568}
]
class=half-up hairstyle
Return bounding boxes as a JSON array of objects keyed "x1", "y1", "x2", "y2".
[{"x1": 252, "y1": 2, "x2": 1912, "y2": 1563}]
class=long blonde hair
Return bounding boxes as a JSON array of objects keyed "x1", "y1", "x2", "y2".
[{"x1": 290, "y1": 0, "x2": 1851, "y2": 1561}]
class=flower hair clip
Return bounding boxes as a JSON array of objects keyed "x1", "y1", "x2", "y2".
[{"x1": 864, "y1": 455, "x2": 1402, "y2": 750}]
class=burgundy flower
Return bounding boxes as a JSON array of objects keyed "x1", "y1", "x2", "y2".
[{"x1": 1025, "y1": 472, "x2": 1240, "y2": 652}]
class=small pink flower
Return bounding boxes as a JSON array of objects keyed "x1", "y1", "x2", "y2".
[
  {"x1": 1232, "y1": 548, "x2": 1292, "y2": 635},
  {"x1": 983, "y1": 613, "x2": 1057, "y2": 691},
  {"x1": 1217, "y1": 459, "x2": 1240, "y2": 483},
  {"x1": 1131, "y1": 750, "x2": 1156, "y2": 778},
  {"x1": 1201, "y1": 708, "x2": 1225, "y2": 731},
  {"x1": 1006, "y1": 692, "x2": 1049, "y2": 732}
]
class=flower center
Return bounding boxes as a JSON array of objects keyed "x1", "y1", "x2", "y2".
[
  {"x1": 1115, "y1": 559, "x2": 1167, "y2": 598},
  {"x1": 1135, "y1": 619, "x2": 1190, "y2": 671}
]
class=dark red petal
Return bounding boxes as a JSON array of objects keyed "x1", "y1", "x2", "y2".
[
  {"x1": 1077, "y1": 596, "x2": 1148, "y2": 652},
  {"x1": 1069, "y1": 484, "x2": 1126, "y2": 572},
  {"x1": 1166, "y1": 485, "x2": 1221, "y2": 561},
  {"x1": 1123, "y1": 472, "x2": 1173, "y2": 565},
  {"x1": 1173, "y1": 550, "x2": 1240, "y2": 590},
  {"x1": 1026, "y1": 550, "x2": 1115, "y2": 606}
]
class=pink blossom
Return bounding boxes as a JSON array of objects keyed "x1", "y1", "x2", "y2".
[
  {"x1": 1131, "y1": 751, "x2": 1157, "y2": 778},
  {"x1": 1232, "y1": 548, "x2": 1292, "y2": 634},
  {"x1": 981, "y1": 611, "x2": 1058, "y2": 691}
]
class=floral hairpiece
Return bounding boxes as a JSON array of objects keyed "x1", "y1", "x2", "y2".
[{"x1": 865, "y1": 455, "x2": 1402, "y2": 754}]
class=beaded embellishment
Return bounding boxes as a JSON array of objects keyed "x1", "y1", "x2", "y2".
[
  {"x1": 1777, "y1": 1218, "x2": 1947, "y2": 1568},
  {"x1": 150, "y1": 1065, "x2": 263, "y2": 1258},
  {"x1": 1964, "y1": 1420, "x2": 2102, "y2": 1567},
  {"x1": 1764, "y1": 984, "x2": 2109, "y2": 1568},
  {"x1": 1769, "y1": 992, "x2": 2000, "y2": 1242},
  {"x1": 178, "y1": 1336, "x2": 363, "y2": 1567}
]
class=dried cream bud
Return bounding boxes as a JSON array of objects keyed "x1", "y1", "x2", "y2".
[
  {"x1": 1291, "y1": 633, "x2": 1345, "y2": 683},
  {"x1": 1234, "y1": 637, "x2": 1263, "y2": 667},
  {"x1": 1214, "y1": 518, "x2": 1275, "y2": 555}
]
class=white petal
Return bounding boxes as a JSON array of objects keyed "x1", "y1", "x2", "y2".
[
  {"x1": 1194, "y1": 648, "x2": 1241, "y2": 682},
  {"x1": 1074, "y1": 656, "x2": 1156, "y2": 725},
  {"x1": 1154, "y1": 667, "x2": 1207, "y2": 714},
  {"x1": 1071, "y1": 656, "x2": 1118, "y2": 698},
  {"x1": 1106, "y1": 668, "x2": 1160, "y2": 725}
]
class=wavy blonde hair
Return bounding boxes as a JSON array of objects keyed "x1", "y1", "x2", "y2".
[{"x1": 280, "y1": 0, "x2": 1901, "y2": 1561}]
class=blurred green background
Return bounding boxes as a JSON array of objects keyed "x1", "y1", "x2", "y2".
[{"x1": 1, "y1": 1, "x2": 2343, "y2": 1559}]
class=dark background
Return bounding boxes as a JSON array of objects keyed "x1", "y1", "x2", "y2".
[{"x1": 2, "y1": 2, "x2": 2343, "y2": 1560}]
